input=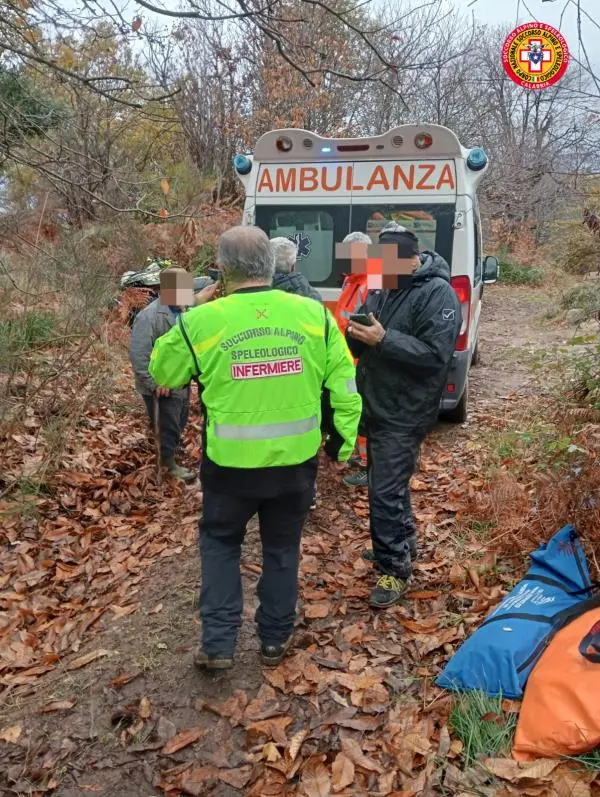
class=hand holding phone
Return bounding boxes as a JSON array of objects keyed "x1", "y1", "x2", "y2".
[{"x1": 349, "y1": 313, "x2": 374, "y2": 327}]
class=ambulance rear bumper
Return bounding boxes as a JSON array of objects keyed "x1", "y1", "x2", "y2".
[{"x1": 439, "y1": 349, "x2": 470, "y2": 410}]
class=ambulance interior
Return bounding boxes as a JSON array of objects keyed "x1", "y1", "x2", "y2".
[{"x1": 255, "y1": 204, "x2": 455, "y2": 289}]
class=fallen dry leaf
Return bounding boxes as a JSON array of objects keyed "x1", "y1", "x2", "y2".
[
  {"x1": 331, "y1": 751, "x2": 355, "y2": 791},
  {"x1": 468, "y1": 566, "x2": 480, "y2": 589},
  {"x1": 218, "y1": 766, "x2": 253, "y2": 789},
  {"x1": 301, "y1": 756, "x2": 331, "y2": 797},
  {"x1": 482, "y1": 758, "x2": 559, "y2": 782},
  {"x1": 0, "y1": 724, "x2": 22, "y2": 743},
  {"x1": 449, "y1": 562, "x2": 466, "y2": 585},
  {"x1": 304, "y1": 601, "x2": 330, "y2": 619},
  {"x1": 287, "y1": 728, "x2": 309, "y2": 763},
  {"x1": 263, "y1": 741, "x2": 282, "y2": 762},
  {"x1": 138, "y1": 697, "x2": 151, "y2": 719},
  {"x1": 341, "y1": 736, "x2": 383, "y2": 774},
  {"x1": 66, "y1": 649, "x2": 110, "y2": 671},
  {"x1": 111, "y1": 672, "x2": 141, "y2": 688},
  {"x1": 40, "y1": 700, "x2": 76, "y2": 713},
  {"x1": 162, "y1": 727, "x2": 205, "y2": 755}
]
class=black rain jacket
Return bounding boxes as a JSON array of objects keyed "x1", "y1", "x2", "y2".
[
  {"x1": 347, "y1": 251, "x2": 461, "y2": 434},
  {"x1": 272, "y1": 271, "x2": 322, "y2": 302}
]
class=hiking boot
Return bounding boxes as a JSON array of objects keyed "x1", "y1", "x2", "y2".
[
  {"x1": 193, "y1": 648, "x2": 234, "y2": 671},
  {"x1": 348, "y1": 455, "x2": 365, "y2": 468},
  {"x1": 260, "y1": 636, "x2": 293, "y2": 667},
  {"x1": 343, "y1": 468, "x2": 368, "y2": 488},
  {"x1": 362, "y1": 535, "x2": 417, "y2": 562},
  {"x1": 162, "y1": 457, "x2": 196, "y2": 483},
  {"x1": 369, "y1": 575, "x2": 409, "y2": 608}
]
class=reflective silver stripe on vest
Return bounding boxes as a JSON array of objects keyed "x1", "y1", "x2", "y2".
[
  {"x1": 214, "y1": 416, "x2": 319, "y2": 441},
  {"x1": 346, "y1": 378, "x2": 357, "y2": 393}
]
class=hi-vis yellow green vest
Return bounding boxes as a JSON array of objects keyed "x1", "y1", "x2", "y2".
[{"x1": 149, "y1": 288, "x2": 361, "y2": 469}]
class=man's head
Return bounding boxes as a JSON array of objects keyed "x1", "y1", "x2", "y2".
[
  {"x1": 270, "y1": 237, "x2": 298, "y2": 274},
  {"x1": 377, "y1": 222, "x2": 420, "y2": 289},
  {"x1": 217, "y1": 226, "x2": 275, "y2": 291},
  {"x1": 160, "y1": 267, "x2": 194, "y2": 308}
]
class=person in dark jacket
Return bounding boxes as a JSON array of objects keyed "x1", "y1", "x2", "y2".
[
  {"x1": 270, "y1": 237, "x2": 323, "y2": 302},
  {"x1": 129, "y1": 271, "x2": 215, "y2": 481},
  {"x1": 347, "y1": 223, "x2": 461, "y2": 608}
]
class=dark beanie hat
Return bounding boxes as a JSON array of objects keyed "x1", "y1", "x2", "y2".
[{"x1": 378, "y1": 222, "x2": 420, "y2": 257}]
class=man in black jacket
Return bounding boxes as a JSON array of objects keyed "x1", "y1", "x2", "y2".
[
  {"x1": 347, "y1": 223, "x2": 461, "y2": 608},
  {"x1": 270, "y1": 237, "x2": 323, "y2": 302}
]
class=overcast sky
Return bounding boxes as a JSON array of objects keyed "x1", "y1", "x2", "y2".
[
  {"x1": 125, "y1": 0, "x2": 600, "y2": 75},
  {"x1": 451, "y1": 0, "x2": 600, "y2": 68}
]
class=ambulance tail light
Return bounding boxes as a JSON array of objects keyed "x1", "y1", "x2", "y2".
[
  {"x1": 451, "y1": 275, "x2": 471, "y2": 352},
  {"x1": 233, "y1": 154, "x2": 252, "y2": 175},
  {"x1": 467, "y1": 147, "x2": 488, "y2": 171},
  {"x1": 415, "y1": 133, "x2": 433, "y2": 150}
]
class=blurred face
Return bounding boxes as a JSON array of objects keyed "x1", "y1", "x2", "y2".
[
  {"x1": 336, "y1": 241, "x2": 419, "y2": 290},
  {"x1": 160, "y1": 269, "x2": 194, "y2": 307}
]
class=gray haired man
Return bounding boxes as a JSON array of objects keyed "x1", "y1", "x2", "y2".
[
  {"x1": 149, "y1": 226, "x2": 360, "y2": 671},
  {"x1": 270, "y1": 237, "x2": 322, "y2": 302}
]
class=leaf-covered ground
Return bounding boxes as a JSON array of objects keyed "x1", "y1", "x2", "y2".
[{"x1": 1, "y1": 287, "x2": 599, "y2": 797}]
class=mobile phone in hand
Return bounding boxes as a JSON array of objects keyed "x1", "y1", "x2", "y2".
[
  {"x1": 349, "y1": 313, "x2": 373, "y2": 327},
  {"x1": 208, "y1": 267, "x2": 221, "y2": 282}
]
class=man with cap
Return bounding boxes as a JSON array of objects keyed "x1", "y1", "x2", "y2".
[
  {"x1": 129, "y1": 268, "x2": 217, "y2": 481},
  {"x1": 346, "y1": 222, "x2": 461, "y2": 608}
]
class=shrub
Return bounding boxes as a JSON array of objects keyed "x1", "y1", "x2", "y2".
[
  {"x1": 561, "y1": 282, "x2": 600, "y2": 316},
  {"x1": 191, "y1": 242, "x2": 216, "y2": 275},
  {"x1": 550, "y1": 221, "x2": 600, "y2": 275},
  {"x1": 0, "y1": 312, "x2": 58, "y2": 351},
  {"x1": 497, "y1": 249, "x2": 544, "y2": 286}
]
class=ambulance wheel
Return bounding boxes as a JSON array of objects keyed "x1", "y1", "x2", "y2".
[
  {"x1": 471, "y1": 339, "x2": 480, "y2": 368},
  {"x1": 442, "y1": 382, "x2": 468, "y2": 424}
]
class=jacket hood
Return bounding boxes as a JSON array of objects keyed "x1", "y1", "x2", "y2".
[
  {"x1": 273, "y1": 271, "x2": 308, "y2": 291},
  {"x1": 413, "y1": 251, "x2": 451, "y2": 284}
]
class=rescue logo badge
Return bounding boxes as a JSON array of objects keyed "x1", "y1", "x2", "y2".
[
  {"x1": 288, "y1": 233, "x2": 311, "y2": 260},
  {"x1": 442, "y1": 308, "x2": 456, "y2": 321},
  {"x1": 502, "y1": 22, "x2": 569, "y2": 90}
]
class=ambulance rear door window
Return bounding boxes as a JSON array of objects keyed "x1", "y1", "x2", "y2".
[
  {"x1": 351, "y1": 204, "x2": 455, "y2": 266},
  {"x1": 255, "y1": 206, "x2": 350, "y2": 287}
]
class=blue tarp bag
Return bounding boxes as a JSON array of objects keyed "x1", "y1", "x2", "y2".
[{"x1": 436, "y1": 525, "x2": 595, "y2": 699}]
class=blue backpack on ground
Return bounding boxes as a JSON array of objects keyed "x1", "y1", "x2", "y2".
[{"x1": 436, "y1": 525, "x2": 596, "y2": 699}]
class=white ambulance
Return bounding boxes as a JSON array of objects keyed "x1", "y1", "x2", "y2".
[{"x1": 233, "y1": 125, "x2": 499, "y2": 422}]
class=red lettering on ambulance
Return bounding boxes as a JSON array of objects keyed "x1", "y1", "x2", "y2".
[
  {"x1": 257, "y1": 169, "x2": 274, "y2": 192},
  {"x1": 275, "y1": 168, "x2": 296, "y2": 192},
  {"x1": 366, "y1": 165, "x2": 390, "y2": 192},
  {"x1": 300, "y1": 168, "x2": 318, "y2": 191},
  {"x1": 322, "y1": 166, "x2": 343, "y2": 192},
  {"x1": 416, "y1": 164, "x2": 436, "y2": 190},
  {"x1": 393, "y1": 165, "x2": 415, "y2": 190},
  {"x1": 437, "y1": 163, "x2": 455, "y2": 190}
]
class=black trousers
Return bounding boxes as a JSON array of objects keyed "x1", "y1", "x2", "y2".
[
  {"x1": 142, "y1": 393, "x2": 189, "y2": 460},
  {"x1": 199, "y1": 486, "x2": 313, "y2": 657},
  {"x1": 367, "y1": 426, "x2": 424, "y2": 580}
]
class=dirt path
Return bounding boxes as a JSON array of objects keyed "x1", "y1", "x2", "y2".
[{"x1": 0, "y1": 286, "x2": 568, "y2": 797}]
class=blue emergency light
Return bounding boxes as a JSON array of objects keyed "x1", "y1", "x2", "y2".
[
  {"x1": 321, "y1": 146, "x2": 332, "y2": 153},
  {"x1": 233, "y1": 154, "x2": 252, "y2": 175},
  {"x1": 466, "y1": 147, "x2": 488, "y2": 171}
]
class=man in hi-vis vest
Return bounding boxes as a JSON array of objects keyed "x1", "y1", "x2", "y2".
[{"x1": 150, "y1": 226, "x2": 361, "y2": 671}]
